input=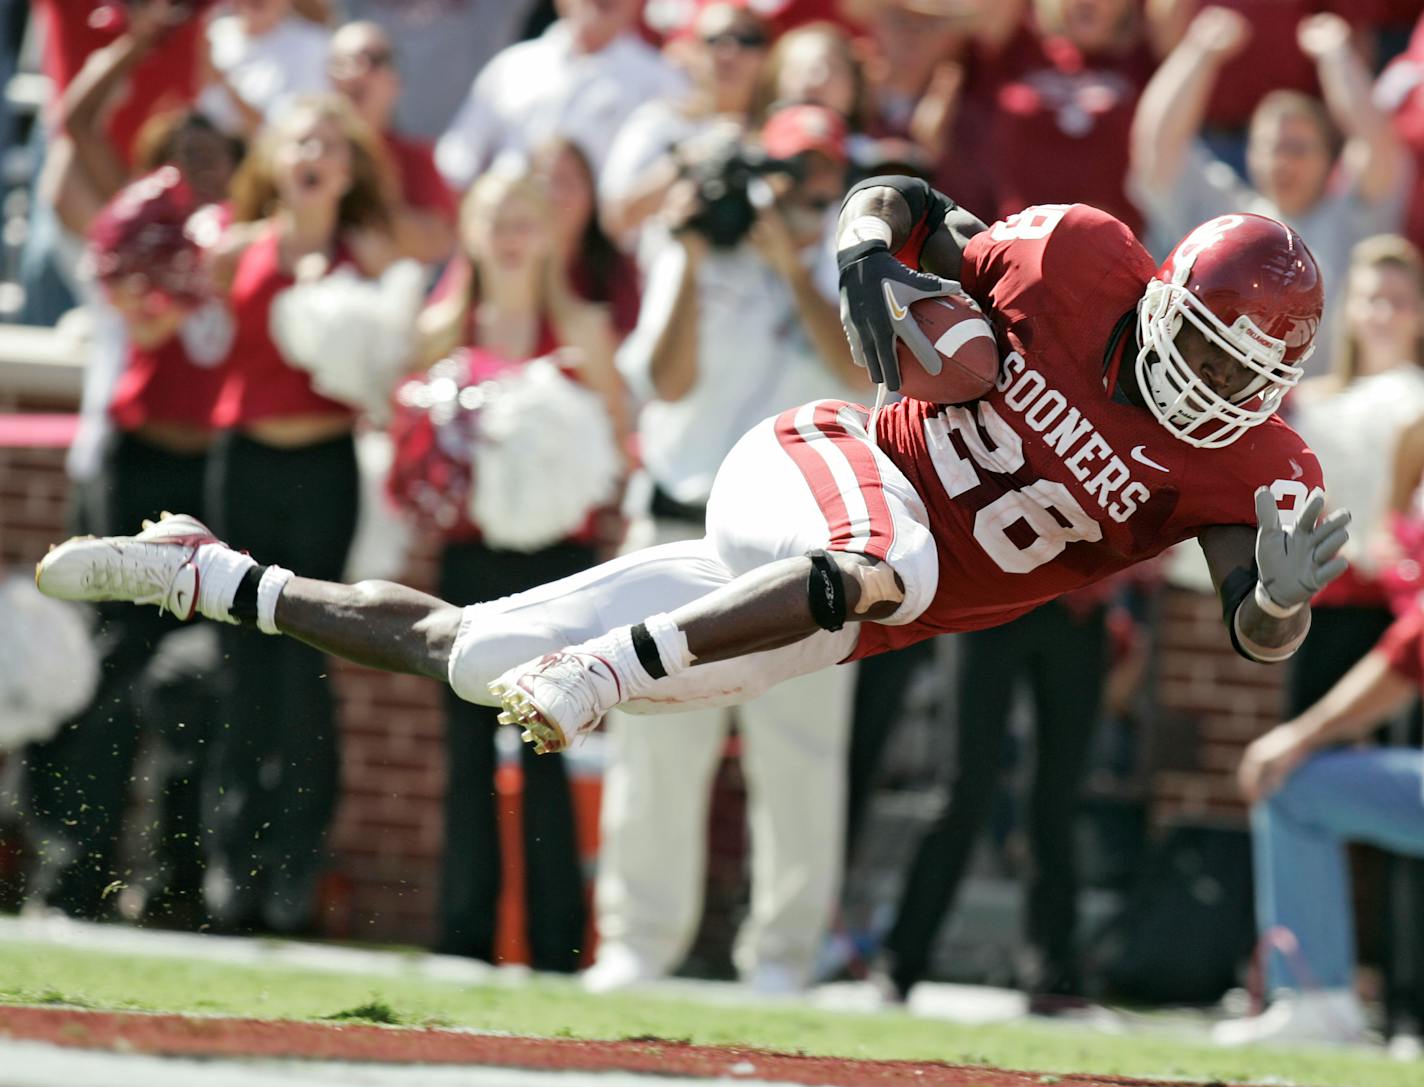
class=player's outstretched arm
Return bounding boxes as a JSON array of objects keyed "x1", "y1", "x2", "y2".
[{"x1": 1199, "y1": 488, "x2": 1351, "y2": 662}]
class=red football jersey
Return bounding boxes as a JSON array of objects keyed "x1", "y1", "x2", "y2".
[{"x1": 852, "y1": 203, "x2": 1324, "y2": 660}]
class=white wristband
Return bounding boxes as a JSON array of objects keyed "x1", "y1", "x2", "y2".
[
  {"x1": 257, "y1": 565, "x2": 295, "y2": 635},
  {"x1": 1253, "y1": 580, "x2": 1303, "y2": 620},
  {"x1": 838, "y1": 215, "x2": 893, "y2": 249}
]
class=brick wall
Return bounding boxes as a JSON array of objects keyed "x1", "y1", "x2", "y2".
[
  {"x1": 0, "y1": 394, "x2": 73, "y2": 570},
  {"x1": 1149, "y1": 585, "x2": 1287, "y2": 825}
]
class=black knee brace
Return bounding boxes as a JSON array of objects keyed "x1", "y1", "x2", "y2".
[{"x1": 806, "y1": 549, "x2": 847, "y2": 632}]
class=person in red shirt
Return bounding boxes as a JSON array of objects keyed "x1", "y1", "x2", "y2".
[
  {"x1": 35, "y1": 0, "x2": 205, "y2": 166},
  {"x1": 46, "y1": 0, "x2": 237, "y2": 238},
  {"x1": 326, "y1": 19, "x2": 455, "y2": 264},
  {"x1": 26, "y1": 0, "x2": 207, "y2": 325},
  {"x1": 24, "y1": 168, "x2": 233, "y2": 923},
  {"x1": 393, "y1": 161, "x2": 626, "y2": 971},
  {"x1": 37, "y1": 178, "x2": 1349, "y2": 888},
  {"x1": 201, "y1": 92, "x2": 404, "y2": 936},
  {"x1": 968, "y1": 0, "x2": 1163, "y2": 239}
]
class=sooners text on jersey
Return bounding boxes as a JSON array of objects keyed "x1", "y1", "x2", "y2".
[{"x1": 851, "y1": 203, "x2": 1323, "y2": 660}]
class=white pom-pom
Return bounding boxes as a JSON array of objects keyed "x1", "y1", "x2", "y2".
[
  {"x1": 469, "y1": 358, "x2": 621, "y2": 551},
  {"x1": 269, "y1": 259, "x2": 425, "y2": 420},
  {"x1": 0, "y1": 576, "x2": 100, "y2": 751}
]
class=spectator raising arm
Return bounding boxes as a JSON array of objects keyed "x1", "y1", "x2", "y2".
[
  {"x1": 1300, "y1": 13, "x2": 1406, "y2": 205},
  {"x1": 1130, "y1": 6, "x2": 1249, "y2": 195},
  {"x1": 46, "y1": 0, "x2": 189, "y2": 234}
]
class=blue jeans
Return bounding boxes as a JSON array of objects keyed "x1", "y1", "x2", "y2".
[{"x1": 1254, "y1": 748, "x2": 1424, "y2": 990}]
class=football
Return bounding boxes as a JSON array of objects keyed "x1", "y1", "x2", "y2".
[{"x1": 895, "y1": 293, "x2": 1000, "y2": 404}]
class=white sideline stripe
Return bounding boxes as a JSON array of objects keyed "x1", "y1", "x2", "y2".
[
  {"x1": 932, "y1": 320, "x2": 994, "y2": 358},
  {"x1": 0, "y1": 1040, "x2": 794, "y2": 1087},
  {"x1": 791, "y1": 402, "x2": 871, "y2": 555}
]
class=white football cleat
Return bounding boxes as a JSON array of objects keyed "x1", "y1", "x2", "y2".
[
  {"x1": 1212, "y1": 989, "x2": 1369, "y2": 1047},
  {"x1": 489, "y1": 650, "x2": 623, "y2": 754},
  {"x1": 35, "y1": 512, "x2": 218, "y2": 620}
]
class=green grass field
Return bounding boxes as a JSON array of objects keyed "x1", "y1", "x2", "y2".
[{"x1": 0, "y1": 939, "x2": 1414, "y2": 1087}]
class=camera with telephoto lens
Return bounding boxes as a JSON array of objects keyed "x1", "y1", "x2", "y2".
[{"x1": 679, "y1": 140, "x2": 804, "y2": 249}]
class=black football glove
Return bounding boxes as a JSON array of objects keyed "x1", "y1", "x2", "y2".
[{"x1": 837, "y1": 240, "x2": 960, "y2": 392}]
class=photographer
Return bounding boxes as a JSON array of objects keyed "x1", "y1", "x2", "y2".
[
  {"x1": 583, "y1": 103, "x2": 868, "y2": 995},
  {"x1": 599, "y1": 1, "x2": 770, "y2": 251}
]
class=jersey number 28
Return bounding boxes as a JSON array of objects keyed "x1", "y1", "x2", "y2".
[{"x1": 924, "y1": 402, "x2": 1103, "y2": 574}]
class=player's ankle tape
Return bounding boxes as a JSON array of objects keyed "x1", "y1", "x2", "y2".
[
  {"x1": 630, "y1": 622, "x2": 666, "y2": 679},
  {"x1": 256, "y1": 566, "x2": 294, "y2": 635},
  {"x1": 632, "y1": 613, "x2": 693, "y2": 683},
  {"x1": 229, "y1": 565, "x2": 267, "y2": 623}
]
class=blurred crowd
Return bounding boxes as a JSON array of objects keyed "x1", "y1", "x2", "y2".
[{"x1": 6, "y1": 0, "x2": 1424, "y2": 1052}]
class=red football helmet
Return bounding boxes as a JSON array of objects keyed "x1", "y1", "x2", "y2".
[{"x1": 1136, "y1": 213, "x2": 1322, "y2": 448}]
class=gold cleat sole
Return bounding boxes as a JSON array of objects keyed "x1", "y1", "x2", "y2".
[{"x1": 490, "y1": 680, "x2": 569, "y2": 755}]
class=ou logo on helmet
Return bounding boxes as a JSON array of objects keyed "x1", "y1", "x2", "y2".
[{"x1": 1168, "y1": 214, "x2": 1245, "y2": 285}]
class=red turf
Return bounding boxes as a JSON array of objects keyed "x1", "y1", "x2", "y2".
[{"x1": 0, "y1": 1005, "x2": 1260, "y2": 1087}]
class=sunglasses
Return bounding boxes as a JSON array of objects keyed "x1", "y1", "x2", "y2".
[
  {"x1": 329, "y1": 49, "x2": 395, "y2": 76},
  {"x1": 701, "y1": 29, "x2": 769, "y2": 50}
]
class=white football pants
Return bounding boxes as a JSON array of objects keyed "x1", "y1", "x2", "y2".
[{"x1": 445, "y1": 403, "x2": 938, "y2": 711}]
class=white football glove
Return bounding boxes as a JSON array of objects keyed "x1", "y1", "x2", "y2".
[{"x1": 1253, "y1": 486, "x2": 1350, "y2": 616}]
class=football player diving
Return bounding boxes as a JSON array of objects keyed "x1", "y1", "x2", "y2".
[{"x1": 38, "y1": 175, "x2": 1350, "y2": 761}]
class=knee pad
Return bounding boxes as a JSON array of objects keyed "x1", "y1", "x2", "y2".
[{"x1": 807, "y1": 550, "x2": 908, "y2": 632}]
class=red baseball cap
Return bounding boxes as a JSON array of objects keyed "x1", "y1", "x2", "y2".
[{"x1": 760, "y1": 103, "x2": 849, "y2": 164}]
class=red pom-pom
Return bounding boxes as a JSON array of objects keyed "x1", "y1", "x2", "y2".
[
  {"x1": 894, "y1": 293, "x2": 1000, "y2": 404},
  {"x1": 87, "y1": 167, "x2": 210, "y2": 309}
]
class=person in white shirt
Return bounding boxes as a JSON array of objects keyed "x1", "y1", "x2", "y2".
[
  {"x1": 200, "y1": 0, "x2": 332, "y2": 137},
  {"x1": 583, "y1": 104, "x2": 871, "y2": 996},
  {"x1": 435, "y1": 0, "x2": 685, "y2": 191}
]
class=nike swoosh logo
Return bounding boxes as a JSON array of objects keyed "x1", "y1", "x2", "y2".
[
  {"x1": 883, "y1": 280, "x2": 908, "y2": 321},
  {"x1": 1130, "y1": 445, "x2": 1170, "y2": 473}
]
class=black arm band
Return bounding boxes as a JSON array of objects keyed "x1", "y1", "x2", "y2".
[
  {"x1": 1220, "y1": 562, "x2": 1259, "y2": 661},
  {"x1": 806, "y1": 549, "x2": 848, "y2": 633}
]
